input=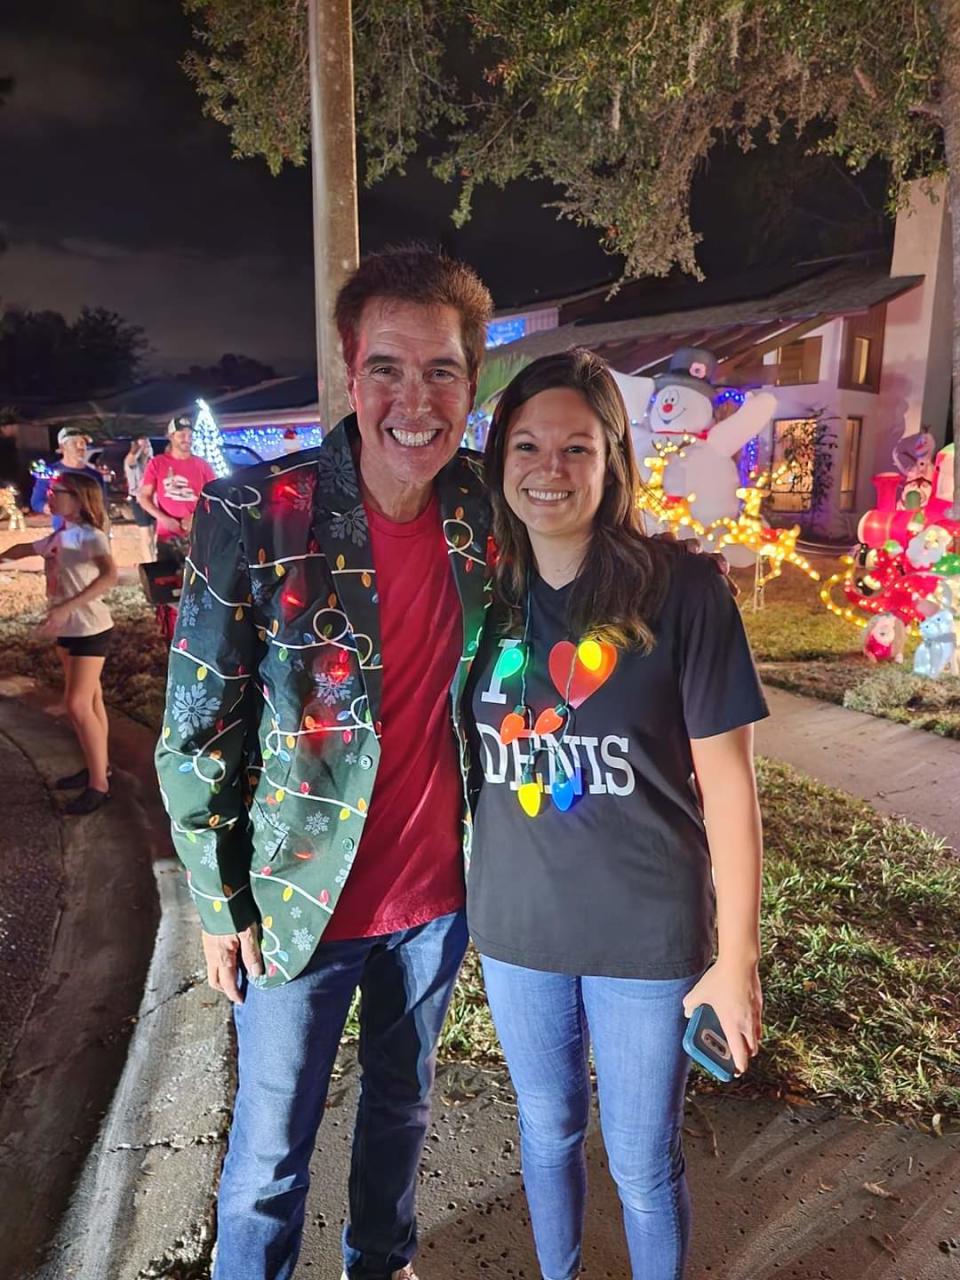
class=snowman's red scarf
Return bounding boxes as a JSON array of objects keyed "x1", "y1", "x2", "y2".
[{"x1": 654, "y1": 427, "x2": 711, "y2": 441}]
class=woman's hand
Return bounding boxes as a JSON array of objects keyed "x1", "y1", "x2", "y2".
[
  {"x1": 40, "y1": 602, "x2": 72, "y2": 635},
  {"x1": 682, "y1": 957, "x2": 762, "y2": 1075}
]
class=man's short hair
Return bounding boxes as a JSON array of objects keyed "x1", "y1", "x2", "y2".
[{"x1": 335, "y1": 244, "x2": 493, "y2": 380}]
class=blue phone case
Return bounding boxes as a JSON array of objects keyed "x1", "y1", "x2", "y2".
[{"x1": 683, "y1": 1004, "x2": 735, "y2": 1083}]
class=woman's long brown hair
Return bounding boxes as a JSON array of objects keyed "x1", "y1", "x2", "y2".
[
  {"x1": 483, "y1": 347, "x2": 672, "y2": 652},
  {"x1": 52, "y1": 472, "x2": 108, "y2": 532}
]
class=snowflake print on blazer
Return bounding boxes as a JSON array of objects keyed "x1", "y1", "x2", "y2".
[{"x1": 156, "y1": 416, "x2": 491, "y2": 987}]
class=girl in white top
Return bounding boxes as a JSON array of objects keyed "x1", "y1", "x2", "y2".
[{"x1": 1, "y1": 472, "x2": 118, "y2": 814}]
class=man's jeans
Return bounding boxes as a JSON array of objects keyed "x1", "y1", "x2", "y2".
[
  {"x1": 481, "y1": 956, "x2": 699, "y2": 1280},
  {"x1": 213, "y1": 909, "x2": 468, "y2": 1280}
]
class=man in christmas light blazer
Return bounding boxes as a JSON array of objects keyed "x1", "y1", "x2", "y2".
[{"x1": 156, "y1": 246, "x2": 493, "y2": 1280}]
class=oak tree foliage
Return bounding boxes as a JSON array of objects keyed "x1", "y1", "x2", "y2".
[{"x1": 181, "y1": 0, "x2": 954, "y2": 283}]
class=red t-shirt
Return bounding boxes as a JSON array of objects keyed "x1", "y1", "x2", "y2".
[
  {"x1": 323, "y1": 494, "x2": 465, "y2": 940},
  {"x1": 142, "y1": 453, "x2": 216, "y2": 537}
]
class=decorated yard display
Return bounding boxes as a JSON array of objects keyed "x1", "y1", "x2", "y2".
[
  {"x1": 0, "y1": 484, "x2": 25, "y2": 530},
  {"x1": 192, "y1": 398, "x2": 231, "y2": 478},
  {"x1": 863, "y1": 613, "x2": 906, "y2": 664},
  {"x1": 623, "y1": 349, "x2": 776, "y2": 528},
  {"x1": 615, "y1": 349, "x2": 819, "y2": 588},
  {"x1": 913, "y1": 608, "x2": 959, "y2": 678},
  {"x1": 822, "y1": 432, "x2": 960, "y2": 676}
]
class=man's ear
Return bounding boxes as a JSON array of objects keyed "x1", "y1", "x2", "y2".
[{"x1": 345, "y1": 370, "x2": 358, "y2": 411}]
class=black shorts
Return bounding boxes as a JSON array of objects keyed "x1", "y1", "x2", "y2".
[
  {"x1": 129, "y1": 498, "x2": 156, "y2": 528},
  {"x1": 57, "y1": 628, "x2": 113, "y2": 658}
]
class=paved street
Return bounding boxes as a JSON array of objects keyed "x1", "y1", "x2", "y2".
[
  {"x1": 0, "y1": 682, "x2": 160, "y2": 1279},
  {"x1": 0, "y1": 728, "x2": 64, "y2": 1082}
]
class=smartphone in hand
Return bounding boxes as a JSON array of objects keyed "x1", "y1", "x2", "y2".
[{"x1": 683, "y1": 1003, "x2": 736, "y2": 1083}]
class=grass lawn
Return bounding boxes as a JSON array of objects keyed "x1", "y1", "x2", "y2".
[
  {"x1": 0, "y1": 571, "x2": 168, "y2": 730},
  {"x1": 428, "y1": 758, "x2": 960, "y2": 1123},
  {"x1": 1, "y1": 566, "x2": 957, "y2": 1122},
  {"x1": 735, "y1": 556, "x2": 960, "y2": 740}
]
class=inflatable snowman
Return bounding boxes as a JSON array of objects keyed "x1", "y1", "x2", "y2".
[{"x1": 614, "y1": 348, "x2": 776, "y2": 533}]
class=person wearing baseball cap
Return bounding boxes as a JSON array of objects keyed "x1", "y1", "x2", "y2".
[
  {"x1": 30, "y1": 426, "x2": 111, "y2": 532},
  {"x1": 137, "y1": 413, "x2": 215, "y2": 554}
]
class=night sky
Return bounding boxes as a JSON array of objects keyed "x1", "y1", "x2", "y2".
[{"x1": 1, "y1": 0, "x2": 890, "y2": 376}]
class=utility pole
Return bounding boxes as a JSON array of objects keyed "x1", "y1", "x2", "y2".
[{"x1": 308, "y1": 0, "x2": 359, "y2": 430}]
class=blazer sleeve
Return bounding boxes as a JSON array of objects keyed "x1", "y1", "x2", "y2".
[{"x1": 155, "y1": 487, "x2": 261, "y2": 933}]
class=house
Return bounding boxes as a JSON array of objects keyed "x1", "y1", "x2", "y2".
[{"x1": 488, "y1": 179, "x2": 953, "y2": 541}]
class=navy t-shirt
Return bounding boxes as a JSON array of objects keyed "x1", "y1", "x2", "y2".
[{"x1": 466, "y1": 552, "x2": 768, "y2": 979}]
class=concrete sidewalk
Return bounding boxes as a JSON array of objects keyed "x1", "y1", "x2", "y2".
[
  {"x1": 5, "y1": 679, "x2": 958, "y2": 1279},
  {"x1": 297, "y1": 1057, "x2": 960, "y2": 1280},
  {"x1": 756, "y1": 686, "x2": 960, "y2": 855}
]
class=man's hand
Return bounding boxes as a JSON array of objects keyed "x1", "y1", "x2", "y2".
[
  {"x1": 202, "y1": 924, "x2": 264, "y2": 1004},
  {"x1": 158, "y1": 514, "x2": 184, "y2": 537},
  {"x1": 653, "y1": 531, "x2": 738, "y2": 599}
]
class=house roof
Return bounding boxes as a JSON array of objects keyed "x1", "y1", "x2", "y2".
[
  {"x1": 496, "y1": 263, "x2": 923, "y2": 374},
  {"x1": 10, "y1": 373, "x2": 320, "y2": 428},
  {"x1": 209, "y1": 374, "x2": 318, "y2": 415}
]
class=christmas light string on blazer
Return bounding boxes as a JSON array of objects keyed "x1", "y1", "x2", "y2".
[{"x1": 495, "y1": 591, "x2": 615, "y2": 817}]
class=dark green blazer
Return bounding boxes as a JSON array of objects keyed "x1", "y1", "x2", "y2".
[{"x1": 156, "y1": 417, "x2": 492, "y2": 987}]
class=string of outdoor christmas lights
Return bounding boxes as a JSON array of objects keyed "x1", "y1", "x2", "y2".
[{"x1": 637, "y1": 438, "x2": 820, "y2": 586}]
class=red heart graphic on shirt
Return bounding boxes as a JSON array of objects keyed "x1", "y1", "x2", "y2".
[{"x1": 548, "y1": 640, "x2": 617, "y2": 708}]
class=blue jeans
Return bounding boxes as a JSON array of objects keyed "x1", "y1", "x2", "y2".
[
  {"x1": 213, "y1": 909, "x2": 468, "y2": 1280},
  {"x1": 481, "y1": 956, "x2": 699, "y2": 1280}
]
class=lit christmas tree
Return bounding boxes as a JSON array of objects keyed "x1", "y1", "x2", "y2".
[{"x1": 192, "y1": 398, "x2": 230, "y2": 477}]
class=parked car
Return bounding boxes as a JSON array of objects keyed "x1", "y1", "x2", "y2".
[{"x1": 222, "y1": 442, "x2": 264, "y2": 471}]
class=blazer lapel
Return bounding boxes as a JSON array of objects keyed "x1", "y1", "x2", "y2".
[
  {"x1": 437, "y1": 454, "x2": 493, "y2": 714},
  {"x1": 310, "y1": 418, "x2": 385, "y2": 729}
]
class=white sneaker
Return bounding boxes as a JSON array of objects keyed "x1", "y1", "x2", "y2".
[{"x1": 339, "y1": 1269, "x2": 419, "y2": 1280}]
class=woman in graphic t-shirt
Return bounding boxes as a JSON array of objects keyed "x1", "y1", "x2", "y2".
[
  {"x1": 464, "y1": 348, "x2": 768, "y2": 1280},
  {"x1": 1, "y1": 472, "x2": 117, "y2": 815}
]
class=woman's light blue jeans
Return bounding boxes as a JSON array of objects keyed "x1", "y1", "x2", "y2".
[
  {"x1": 481, "y1": 956, "x2": 699, "y2": 1280},
  {"x1": 213, "y1": 909, "x2": 468, "y2": 1280}
]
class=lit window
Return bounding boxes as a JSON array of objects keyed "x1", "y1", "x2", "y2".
[
  {"x1": 840, "y1": 417, "x2": 862, "y2": 510},
  {"x1": 769, "y1": 418, "x2": 816, "y2": 511},
  {"x1": 839, "y1": 305, "x2": 885, "y2": 393},
  {"x1": 851, "y1": 338, "x2": 871, "y2": 386},
  {"x1": 775, "y1": 337, "x2": 822, "y2": 386},
  {"x1": 485, "y1": 317, "x2": 527, "y2": 348}
]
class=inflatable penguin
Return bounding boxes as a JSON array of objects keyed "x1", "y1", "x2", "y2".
[{"x1": 614, "y1": 347, "x2": 776, "y2": 531}]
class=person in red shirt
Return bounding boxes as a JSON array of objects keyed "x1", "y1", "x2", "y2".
[
  {"x1": 163, "y1": 248, "x2": 494, "y2": 1280},
  {"x1": 138, "y1": 415, "x2": 216, "y2": 553}
]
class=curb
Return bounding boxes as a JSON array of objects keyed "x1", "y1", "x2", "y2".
[{"x1": 34, "y1": 859, "x2": 233, "y2": 1280}]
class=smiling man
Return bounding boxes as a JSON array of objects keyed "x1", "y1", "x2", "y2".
[{"x1": 156, "y1": 246, "x2": 494, "y2": 1280}]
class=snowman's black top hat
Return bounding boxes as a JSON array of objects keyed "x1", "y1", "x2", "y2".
[{"x1": 653, "y1": 347, "x2": 717, "y2": 396}]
